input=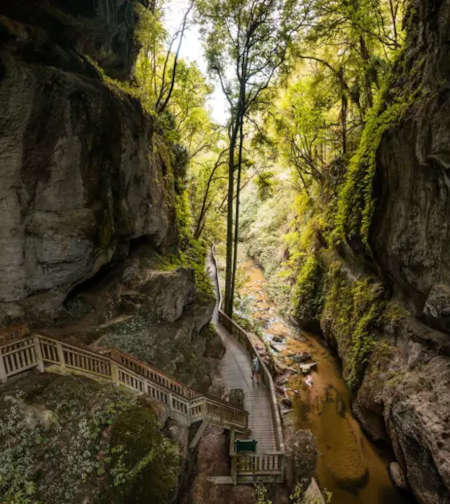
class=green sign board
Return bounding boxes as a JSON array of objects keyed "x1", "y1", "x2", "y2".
[{"x1": 235, "y1": 439, "x2": 257, "y2": 453}]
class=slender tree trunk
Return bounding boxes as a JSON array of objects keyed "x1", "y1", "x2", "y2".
[
  {"x1": 157, "y1": 2, "x2": 193, "y2": 114},
  {"x1": 224, "y1": 122, "x2": 238, "y2": 316},
  {"x1": 193, "y1": 152, "x2": 224, "y2": 239},
  {"x1": 230, "y1": 115, "x2": 244, "y2": 309},
  {"x1": 341, "y1": 92, "x2": 348, "y2": 155},
  {"x1": 359, "y1": 35, "x2": 373, "y2": 109}
]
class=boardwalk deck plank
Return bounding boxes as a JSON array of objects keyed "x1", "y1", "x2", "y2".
[{"x1": 215, "y1": 322, "x2": 276, "y2": 454}]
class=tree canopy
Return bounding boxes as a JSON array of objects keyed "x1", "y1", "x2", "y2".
[{"x1": 128, "y1": 0, "x2": 406, "y2": 317}]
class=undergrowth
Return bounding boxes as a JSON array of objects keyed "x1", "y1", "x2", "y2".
[
  {"x1": 0, "y1": 376, "x2": 179, "y2": 504},
  {"x1": 175, "y1": 190, "x2": 215, "y2": 306}
]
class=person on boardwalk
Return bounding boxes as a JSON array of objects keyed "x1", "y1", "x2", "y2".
[{"x1": 251, "y1": 355, "x2": 260, "y2": 384}]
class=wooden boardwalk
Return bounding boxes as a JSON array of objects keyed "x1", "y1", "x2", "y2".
[{"x1": 215, "y1": 321, "x2": 276, "y2": 454}]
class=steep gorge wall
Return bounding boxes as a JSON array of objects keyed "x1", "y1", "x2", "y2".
[
  {"x1": 0, "y1": 0, "x2": 180, "y2": 324},
  {"x1": 372, "y1": 0, "x2": 450, "y2": 325},
  {"x1": 319, "y1": 1, "x2": 450, "y2": 503}
]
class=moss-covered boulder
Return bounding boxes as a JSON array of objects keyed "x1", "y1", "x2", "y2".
[
  {"x1": 107, "y1": 406, "x2": 180, "y2": 504},
  {"x1": 0, "y1": 372, "x2": 180, "y2": 504}
]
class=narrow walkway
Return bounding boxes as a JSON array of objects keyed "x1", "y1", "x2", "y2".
[
  {"x1": 208, "y1": 251, "x2": 276, "y2": 455},
  {"x1": 215, "y1": 321, "x2": 276, "y2": 454}
]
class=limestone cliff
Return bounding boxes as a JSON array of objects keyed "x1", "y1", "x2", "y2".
[
  {"x1": 319, "y1": 1, "x2": 450, "y2": 502},
  {"x1": 372, "y1": 0, "x2": 450, "y2": 326},
  {"x1": 0, "y1": 0, "x2": 179, "y2": 324},
  {"x1": 357, "y1": 2, "x2": 450, "y2": 501}
]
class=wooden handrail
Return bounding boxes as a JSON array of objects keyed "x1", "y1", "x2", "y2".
[
  {"x1": 104, "y1": 348, "x2": 197, "y2": 400},
  {"x1": 0, "y1": 333, "x2": 248, "y2": 431},
  {"x1": 1, "y1": 247, "x2": 284, "y2": 483}
]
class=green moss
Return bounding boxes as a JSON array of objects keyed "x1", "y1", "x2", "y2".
[
  {"x1": 0, "y1": 375, "x2": 138, "y2": 504},
  {"x1": 108, "y1": 405, "x2": 179, "y2": 504},
  {"x1": 200, "y1": 322, "x2": 217, "y2": 341},
  {"x1": 83, "y1": 54, "x2": 139, "y2": 100},
  {"x1": 154, "y1": 132, "x2": 176, "y2": 187},
  {"x1": 172, "y1": 187, "x2": 215, "y2": 306},
  {"x1": 142, "y1": 251, "x2": 180, "y2": 272},
  {"x1": 382, "y1": 300, "x2": 409, "y2": 325},
  {"x1": 333, "y1": 85, "x2": 410, "y2": 252},
  {"x1": 179, "y1": 238, "x2": 215, "y2": 306},
  {"x1": 175, "y1": 191, "x2": 192, "y2": 247},
  {"x1": 0, "y1": 375, "x2": 181, "y2": 504},
  {"x1": 291, "y1": 256, "x2": 324, "y2": 325},
  {"x1": 322, "y1": 263, "x2": 384, "y2": 391},
  {"x1": 96, "y1": 211, "x2": 114, "y2": 251}
]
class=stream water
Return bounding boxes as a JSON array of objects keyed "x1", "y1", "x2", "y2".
[{"x1": 237, "y1": 258, "x2": 414, "y2": 504}]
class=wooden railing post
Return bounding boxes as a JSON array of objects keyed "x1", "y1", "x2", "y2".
[
  {"x1": 0, "y1": 352, "x2": 6, "y2": 384},
  {"x1": 33, "y1": 335, "x2": 44, "y2": 373},
  {"x1": 111, "y1": 362, "x2": 119, "y2": 385},
  {"x1": 56, "y1": 341, "x2": 66, "y2": 370},
  {"x1": 231, "y1": 455, "x2": 237, "y2": 485},
  {"x1": 278, "y1": 454, "x2": 285, "y2": 483}
]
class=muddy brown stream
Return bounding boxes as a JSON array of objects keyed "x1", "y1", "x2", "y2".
[{"x1": 237, "y1": 258, "x2": 413, "y2": 504}]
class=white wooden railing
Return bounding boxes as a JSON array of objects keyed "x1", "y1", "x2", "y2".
[
  {"x1": 229, "y1": 430, "x2": 284, "y2": 484},
  {"x1": 0, "y1": 334, "x2": 248, "y2": 431},
  {"x1": 210, "y1": 248, "x2": 285, "y2": 484}
]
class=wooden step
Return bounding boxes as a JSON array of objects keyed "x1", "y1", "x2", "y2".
[{"x1": 206, "y1": 476, "x2": 234, "y2": 485}]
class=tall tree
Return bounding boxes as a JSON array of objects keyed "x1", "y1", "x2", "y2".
[{"x1": 197, "y1": 0, "x2": 309, "y2": 316}]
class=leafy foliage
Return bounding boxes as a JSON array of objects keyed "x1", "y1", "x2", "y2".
[
  {"x1": 256, "y1": 171, "x2": 275, "y2": 200},
  {"x1": 109, "y1": 406, "x2": 179, "y2": 504},
  {"x1": 0, "y1": 376, "x2": 178, "y2": 504}
]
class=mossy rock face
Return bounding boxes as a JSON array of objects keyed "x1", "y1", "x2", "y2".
[
  {"x1": 0, "y1": 373, "x2": 179, "y2": 504},
  {"x1": 320, "y1": 262, "x2": 385, "y2": 391},
  {"x1": 109, "y1": 405, "x2": 180, "y2": 504},
  {"x1": 291, "y1": 255, "x2": 324, "y2": 331},
  {"x1": 202, "y1": 323, "x2": 226, "y2": 359}
]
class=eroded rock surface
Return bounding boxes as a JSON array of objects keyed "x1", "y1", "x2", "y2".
[
  {"x1": 0, "y1": 0, "x2": 178, "y2": 324},
  {"x1": 372, "y1": 0, "x2": 450, "y2": 316},
  {"x1": 320, "y1": 0, "x2": 450, "y2": 501}
]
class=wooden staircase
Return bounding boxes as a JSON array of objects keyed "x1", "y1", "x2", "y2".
[{"x1": 0, "y1": 334, "x2": 248, "y2": 432}]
